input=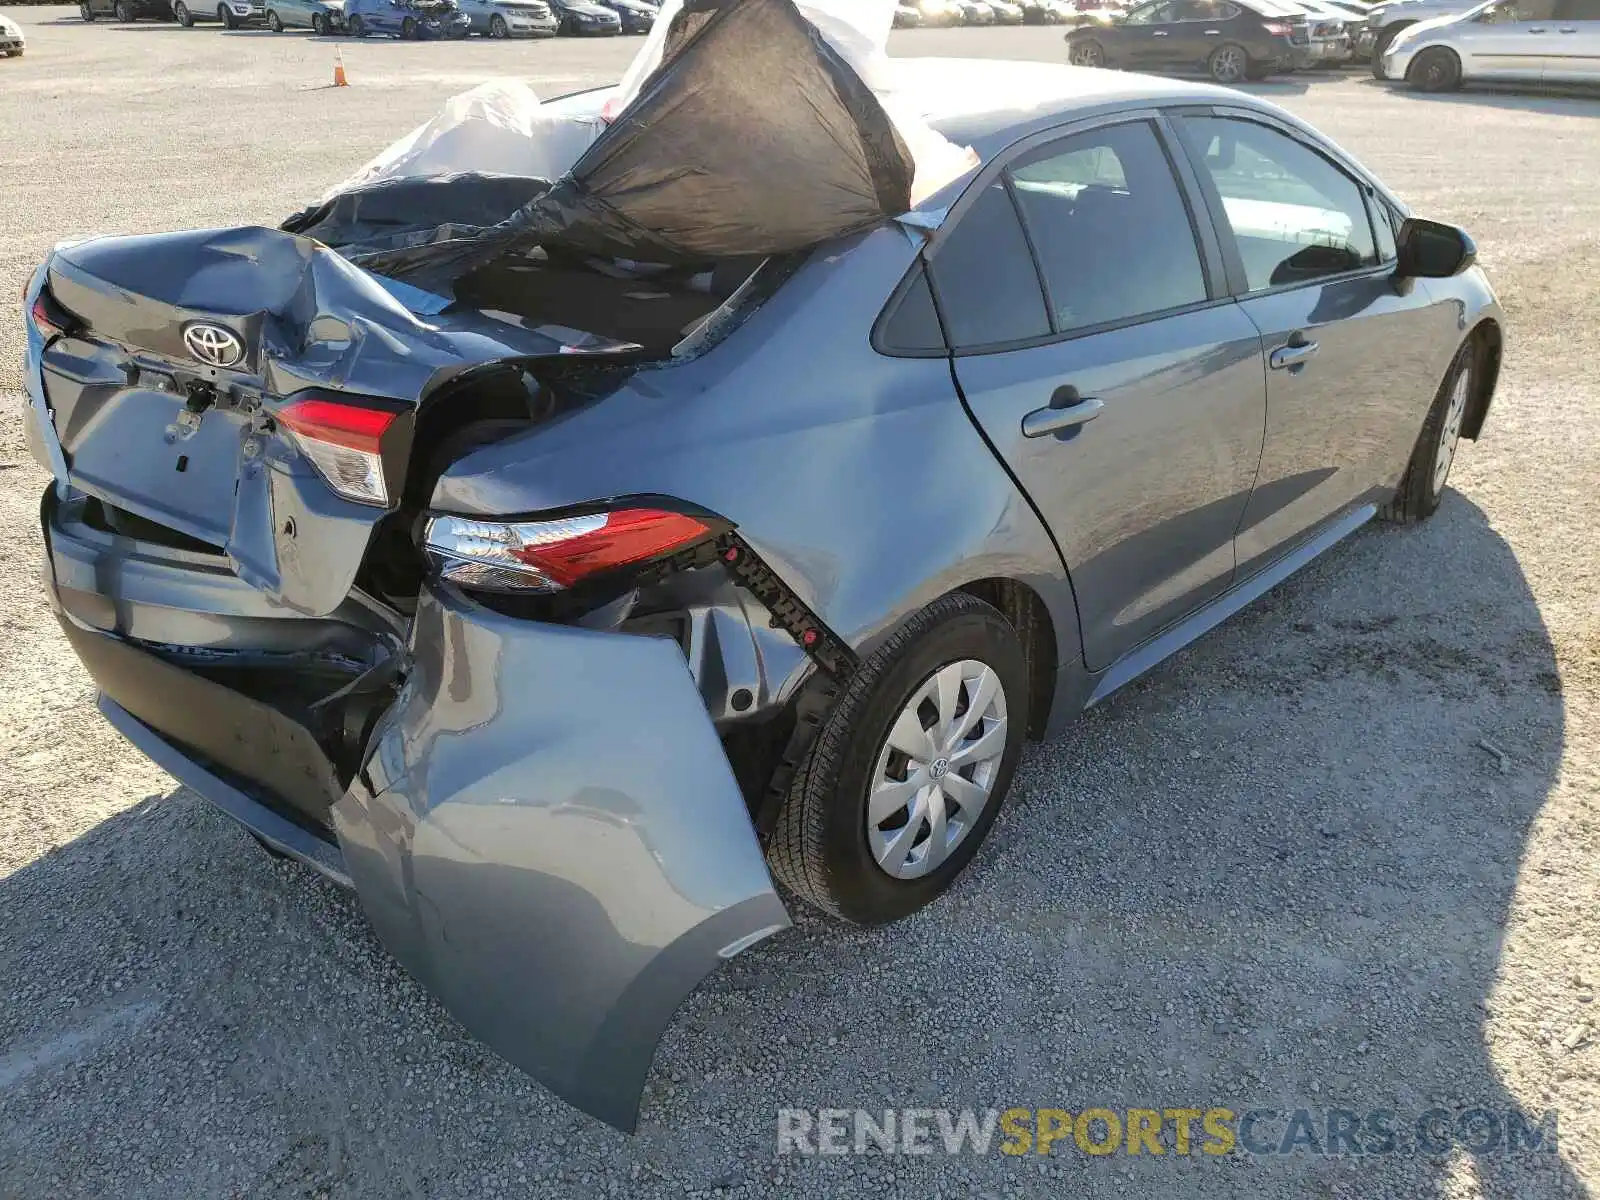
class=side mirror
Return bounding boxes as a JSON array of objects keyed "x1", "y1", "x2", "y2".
[{"x1": 1396, "y1": 217, "x2": 1477, "y2": 279}]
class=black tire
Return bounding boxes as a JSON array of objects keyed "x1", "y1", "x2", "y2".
[
  {"x1": 401, "y1": 14, "x2": 416, "y2": 36},
  {"x1": 489, "y1": 12, "x2": 508, "y2": 35},
  {"x1": 1380, "y1": 338, "x2": 1476, "y2": 523},
  {"x1": 310, "y1": 11, "x2": 324, "y2": 31},
  {"x1": 266, "y1": 8, "x2": 282, "y2": 29},
  {"x1": 174, "y1": 0, "x2": 193, "y2": 23},
  {"x1": 767, "y1": 593, "x2": 1030, "y2": 925},
  {"x1": 1407, "y1": 45, "x2": 1461, "y2": 91},
  {"x1": 114, "y1": 0, "x2": 132, "y2": 19},
  {"x1": 1208, "y1": 41, "x2": 1249, "y2": 84},
  {"x1": 347, "y1": 12, "x2": 363, "y2": 33},
  {"x1": 1068, "y1": 36, "x2": 1105, "y2": 67},
  {"x1": 81, "y1": 1, "x2": 97, "y2": 21},
  {"x1": 219, "y1": 3, "x2": 238, "y2": 27},
  {"x1": 1371, "y1": 21, "x2": 1411, "y2": 60}
]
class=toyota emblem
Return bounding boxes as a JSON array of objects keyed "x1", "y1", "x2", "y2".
[{"x1": 182, "y1": 322, "x2": 244, "y2": 369}]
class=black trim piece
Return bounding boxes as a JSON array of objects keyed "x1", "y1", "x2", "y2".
[
  {"x1": 717, "y1": 535, "x2": 858, "y2": 680},
  {"x1": 1002, "y1": 173, "x2": 1061, "y2": 335},
  {"x1": 750, "y1": 668, "x2": 840, "y2": 845}
]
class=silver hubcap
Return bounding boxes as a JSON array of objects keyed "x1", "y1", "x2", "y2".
[
  {"x1": 867, "y1": 660, "x2": 1009, "y2": 881},
  {"x1": 1214, "y1": 47, "x2": 1244, "y2": 82},
  {"x1": 1432, "y1": 364, "x2": 1471, "y2": 495},
  {"x1": 1073, "y1": 44, "x2": 1102, "y2": 66}
]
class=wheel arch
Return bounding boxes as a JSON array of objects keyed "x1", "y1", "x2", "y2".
[
  {"x1": 957, "y1": 577, "x2": 1058, "y2": 739},
  {"x1": 1460, "y1": 317, "x2": 1502, "y2": 442}
]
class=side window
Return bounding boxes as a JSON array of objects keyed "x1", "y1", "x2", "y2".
[
  {"x1": 1008, "y1": 121, "x2": 1209, "y2": 334},
  {"x1": 1181, "y1": 116, "x2": 1378, "y2": 292},
  {"x1": 877, "y1": 260, "x2": 945, "y2": 354},
  {"x1": 1124, "y1": 2, "x2": 1177, "y2": 23},
  {"x1": 927, "y1": 181, "x2": 1050, "y2": 350},
  {"x1": 1478, "y1": 0, "x2": 1557, "y2": 21}
]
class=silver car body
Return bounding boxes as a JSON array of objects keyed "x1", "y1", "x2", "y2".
[
  {"x1": 456, "y1": 0, "x2": 559, "y2": 34},
  {"x1": 1380, "y1": 0, "x2": 1600, "y2": 83},
  {"x1": 23, "y1": 59, "x2": 1502, "y2": 1131},
  {"x1": 1357, "y1": 0, "x2": 1480, "y2": 54}
]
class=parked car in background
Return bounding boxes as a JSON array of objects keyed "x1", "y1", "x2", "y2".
[
  {"x1": 1377, "y1": 0, "x2": 1600, "y2": 86},
  {"x1": 549, "y1": 0, "x2": 623, "y2": 31},
  {"x1": 80, "y1": 0, "x2": 173, "y2": 19},
  {"x1": 917, "y1": 0, "x2": 967, "y2": 22},
  {"x1": 1290, "y1": 0, "x2": 1358, "y2": 60},
  {"x1": 344, "y1": 0, "x2": 470, "y2": 36},
  {"x1": 1316, "y1": 0, "x2": 1377, "y2": 53},
  {"x1": 958, "y1": 0, "x2": 998, "y2": 21},
  {"x1": 1357, "y1": 0, "x2": 1481, "y2": 57},
  {"x1": 593, "y1": 0, "x2": 656, "y2": 31},
  {"x1": 172, "y1": 0, "x2": 264, "y2": 26},
  {"x1": 895, "y1": 2, "x2": 926, "y2": 24},
  {"x1": 1020, "y1": 0, "x2": 1077, "y2": 19},
  {"x1": 265, "y1": 0, "x2": 346, "y2": 32},
  {"x1": 0, "y1": 13, "x2": 23, "y2": 53},
  {"x1": 989, "y1": 0, "x2": 1029, "y2": 19},
  {"x1": 1066, "y1": 0, "x2": 1304, "y2": 81},
  {"x1": 454, "y1": 0, "x2": 558, "y2": 34}
]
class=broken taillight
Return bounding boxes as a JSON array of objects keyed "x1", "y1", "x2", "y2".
[
  {"x1": 424, "y1": 508, "x2": 716, "y2": 593},
  {"x1": 26, "y1": 287, "x2": 75, "y2": 343},
  {"x1": 276, "y1": 394, "x2": 403, "y2": 507}
]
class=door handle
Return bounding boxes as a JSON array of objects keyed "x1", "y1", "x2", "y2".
[
  {"x1": 1269, "y1": 337, "x2": 1319, "y2": 371},
  {"x1": 1023, "y1": 386, "x2": 1104, "y2": 437},
  {"x1": 1527, "y1": 25, "x2": 1547, "y2": 31},
  {"x1": 1558, "y1": 25, "x2": 1578, "y2": 31},
  {"x1": 1152, "y1": 29, "x2": 1168, "y2": 35},
  {"x1": 1204, "y1": 27, "x2": 1220, "y2": 33}
]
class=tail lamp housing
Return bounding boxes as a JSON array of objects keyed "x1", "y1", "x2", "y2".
[
  {"x1": 275, "y1": 393, "x2": 408, "y2": 507},
  {"x1": 424, "y1": 506, "x2": 722, "y2": 594}
]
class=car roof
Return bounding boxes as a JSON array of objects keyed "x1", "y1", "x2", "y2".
[{"x1": 905, "y1": 58, "x2": 1264, "y2": 153}]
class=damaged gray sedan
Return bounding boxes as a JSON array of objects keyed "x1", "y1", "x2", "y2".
[{"x1": 23, "y1": 0, "x2": 1502, "y2": 1132}]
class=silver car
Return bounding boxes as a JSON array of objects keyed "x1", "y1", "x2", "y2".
[
  {"x1": 456, "y1": 0, "x2": 559, "y2": 34},
  {"x1": 1378, "y1": 0, "x2": 1600, "y2": 86},
  {"x1": 1358, "y1": 0, "x2": 1481, "y2": 57},
  {"x1": 23, "y1": 50, "x2": 1501, "y2": 1130},
  {"x1": 172, "y1": 0, "x2": 265, "y2": 24}
]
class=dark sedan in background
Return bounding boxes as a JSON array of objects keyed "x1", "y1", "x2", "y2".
[
  {"x1": 549, "y1": 0, "x2": 623, "y2": 31},
  {"x1": 79, "y1": 0, "x2": 173, "y2": 19},
  {"x1": 1067, "y1": 0, "x2": 1310, "y2": 80},
  {"x1": 594, "y1": 0, "x2": 656, "y2": 31}
]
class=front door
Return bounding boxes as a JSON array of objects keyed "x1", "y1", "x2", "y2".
[
  {"x1": 1173, "y1": 112, "x2": 1462, "y2": 576},
  {"x1": 929, "y1": 117, "x2": 1267, "y2": 671}
]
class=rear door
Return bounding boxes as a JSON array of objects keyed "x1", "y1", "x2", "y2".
[
  {"x1": 931, "y1": 115, "x2": 1267, "y2": 671},
  {"x1": 1546, "y1": 0, "x2": 1600, "y2": 80},
  {"x1": 1116, "y1": 1, "x2": 1186, "y2": 67},
  {"x1": 1171, "y1": 110, "x2": 1460, "y2": 577}
]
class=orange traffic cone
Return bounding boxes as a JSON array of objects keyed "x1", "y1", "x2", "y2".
[{"x1": 333, "y1": 49, "x2": 348, "y2": 87}]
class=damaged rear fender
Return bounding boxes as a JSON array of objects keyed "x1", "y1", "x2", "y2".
[{"x1": 333, "y1": 583, "x2": 791, "y2": 1130}]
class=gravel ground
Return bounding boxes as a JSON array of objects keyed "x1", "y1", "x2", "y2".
[{"x1": 1, "y1": 11, "x2": 1597, "y2": 1199}]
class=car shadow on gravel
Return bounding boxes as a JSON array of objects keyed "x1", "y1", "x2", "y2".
[
  {"x1": 0, "y1": 493, "x2": 1586, "y2": 1199},
  {"x1": 1358, "y1": 76, "x2": 1600, "y2": 115}
]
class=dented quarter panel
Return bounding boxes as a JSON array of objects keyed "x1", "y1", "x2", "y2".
[
  {"x1": 332, "y1": 583, "x2": 791, "y2": 1131},
  {"x1": 427, "y1": 225, "x2": 1082, "y2": 667}
]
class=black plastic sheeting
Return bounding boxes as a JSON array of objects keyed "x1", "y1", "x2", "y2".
[{"x1": 292, "y1": 0, "x2": 916, "y2": 293}]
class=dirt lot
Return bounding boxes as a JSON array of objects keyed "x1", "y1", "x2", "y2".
[{"x1": 1, "y1": 9, "x2": 1597, "y2": 1198}]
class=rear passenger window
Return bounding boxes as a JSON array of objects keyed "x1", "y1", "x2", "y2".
[
  {"x1": 1182, "y1": 115, "x2": 1378, "y2": 292},
  {"x1": 877, "y1": 260, "x2": 945, "y2": 354},
  {"x1": 1008, "y1": 121, "x2": 1209, "y2": 335},
  {"x1": 927, "y1": 180, "x2": 1051, "y2": 350}
]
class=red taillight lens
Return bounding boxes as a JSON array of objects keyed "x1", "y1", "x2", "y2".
[
  {"x1": 28, "y1": 292, "x2": 69, "y2": 342},
  {"x1": 276, "y1": 394, "x2": 402, "y2": 507},
  {"x1": 425, "y1": 508, "x2": 716, "y2": 593},
  {"x1": 1263, "y1": 19, "x2": 1290, "y2": 33}
]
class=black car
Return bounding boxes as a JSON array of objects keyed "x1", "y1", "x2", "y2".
[
  {"x1": 548, "y1": 0, "x2": 622, "y2": 32},
  {"x1": 79, "y1": 0, "x2": 172, "y2": 19},
  {"x1": 1066, "y1": 0, "x2": 1305, "y2": 83},
  {"x1": 593, "y1": 0, "x2": 654, "y2": 31}
]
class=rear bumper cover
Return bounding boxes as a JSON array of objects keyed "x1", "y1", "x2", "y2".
[{"x1": 44, "y1": 500, "x2": 791, "y2": 1131}]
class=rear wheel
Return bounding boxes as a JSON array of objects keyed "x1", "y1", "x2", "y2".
[
  {"x1": 266, "y1": 7, "x2": 282, "y2": 29},
  {"x1": 114, "y1": 0, "x2": 132, "y2": 19},
  {"x1": 1380, "y1": 338, "x2": 1475, "y2": 523},
  {"x1": 218, "y1": 3, "x2": 238, "y2": 27},
  {"x1": 489, "y1": 12, "x2": 508, "y2": 35},
  {"x1": 81, "y1": 1, "x2": 97, "y2": 20},
  {"x1": 401, "y1": 13, "x2": 416, "y2": 35},
  {"x1": 1371, "y1": 20, "x2": 1411, "y2": 60},
  {"x1": 767, "y1": 593, "x2": 1029, "y2": 925},
  {"x1": 310, "y1": 10, "x2": 324, "y2": 31},
  {"x1": 1068, "y1": 37, "x2": 1105, "y2": 67},
  {"x1": 1407, "y1": 46, "x2": 1462, "y2": 91},
  {"x1": 1208, "y1": 41, "x2": 1248, "y2": 84},
  {"x1": 347, "y1": 12, "x2": 364, "y2": 33},
  {"x1": 173, "y1": 0, "x2": 193, "y2": 23}
]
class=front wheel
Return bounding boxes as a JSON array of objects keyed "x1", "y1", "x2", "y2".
[
  {"x1": 400, "y1": 14, "x2": 416, "y2": 36},
  {"x1": 310, "y1": 11, "x2": 324, "y2": 31},
  {"x1": 173, "y1": 0, "x2": 193, "y2": 23},
  {"x1": 218, "y1": 3, "x2": 238, "y2": 27},
  {"x1": 266, "y1": 8, "x2": 282, "y2": 29},
  {"x1": 1407, "y1": 46, "x2": 1461, "y2": 91},
  {"x1": 80, "y1": 1, "x2": 97, "y2": 21},
  {"x1": 1380, "y1": 338, "x2": 1476, "y2": 523},
  {"x1": 489, "y1": 12, "x2": 508, "y2": 35},
  {"x1": 1208, "y1": 42, "x2": 1248, "y2": 84},
  {"x1": 1068, "y1": 37, "x2": 1105, "y2": 67},
  {"x1": 767, "y1": 592, "x2": 1029, "y2": 925},
  {"x1": 347, "y1": 12, "x2": 364, "y2": 33},
  {"x1": 113, "y1": 0, "x2": 132, "y2": 19}
]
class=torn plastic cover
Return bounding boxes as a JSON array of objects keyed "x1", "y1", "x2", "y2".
[{"x1": 315, "y1": 0, "x2": 927, "y2": 293}]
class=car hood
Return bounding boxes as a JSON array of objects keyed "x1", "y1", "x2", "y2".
[{"x1": 1388, "y1": 9, "x2": 1464, "y2": 37}]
